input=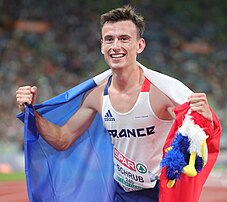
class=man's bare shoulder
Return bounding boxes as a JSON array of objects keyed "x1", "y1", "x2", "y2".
[
  {"x1": 150, "y1": 83, "x2": 177, "y2": 120},
  {"x1": 82, "y1": 78, "x2": 108, "y2": 113},
  {"x1": 87, "y1": 78, "x2": 107, "y2": 96}
]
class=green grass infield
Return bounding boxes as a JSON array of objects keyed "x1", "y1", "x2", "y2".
[{"x1": 0, "y1": 172, "x2": 26, "y2": 181}]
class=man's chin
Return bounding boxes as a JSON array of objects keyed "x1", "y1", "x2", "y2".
[
  {"x1": 109, "y1": 64, "x2": 124, "y2": 70},
  {"x1": 109, "y1": 61, "x2": 126, "y2": 69}
]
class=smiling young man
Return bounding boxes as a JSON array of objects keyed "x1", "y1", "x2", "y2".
[{"x1": 16, "y1": 5, "x2": 217, "y2": 202}]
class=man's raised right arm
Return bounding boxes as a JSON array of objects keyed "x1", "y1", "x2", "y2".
[{"x1": 16, "y1": 86, "x2": 97, "y2": 151}]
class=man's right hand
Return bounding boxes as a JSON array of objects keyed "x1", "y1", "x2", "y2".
[{"x1": 16, "y1": 86, "x2": 37, "y2": 112}]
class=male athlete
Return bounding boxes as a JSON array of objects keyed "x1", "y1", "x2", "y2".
[{"x1": 16, "y1": 5, "x2": 215, "y2": 202}]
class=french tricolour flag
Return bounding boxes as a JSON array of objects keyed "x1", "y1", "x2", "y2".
[{"x1": 17, "y1": 62, "x2": 221, "y2": 202}]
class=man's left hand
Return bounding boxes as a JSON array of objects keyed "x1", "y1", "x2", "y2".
[{"x1": 188, "y1": 93, "x2": 213, "y2": 124}]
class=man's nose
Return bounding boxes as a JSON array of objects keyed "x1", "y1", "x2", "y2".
[{"x1": 112, "y1": 39, "x2": 121, "y2": 50}]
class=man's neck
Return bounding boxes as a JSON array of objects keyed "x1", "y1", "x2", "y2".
[{"x1": 111, "y1": 64, "x2": 144, "y2": 92}]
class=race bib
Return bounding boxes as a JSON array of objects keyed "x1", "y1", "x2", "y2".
[{"x1": 113, "y1": 147, "x2": 157, "y2": 192}]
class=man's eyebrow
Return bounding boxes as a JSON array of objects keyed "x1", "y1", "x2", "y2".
[
  {"x1": 103, "y1": 35, "x2": 113, "y2": 39},
  {"x1": 119, "y1": 34, "x2": 131, "y2": 38},
  {"x1": 103, "y1": 34, "x2": 131, "y2": 39}
]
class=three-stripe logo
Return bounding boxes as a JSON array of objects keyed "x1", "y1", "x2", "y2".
[{"x1": 104, "y1": 110, "x2": 115, "y2": 121}]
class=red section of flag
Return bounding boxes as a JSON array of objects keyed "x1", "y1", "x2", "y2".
[{"x1": 159, "y1": 102, "x2": 222, "y2": 202}]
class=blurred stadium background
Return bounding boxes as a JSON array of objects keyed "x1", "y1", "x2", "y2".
[{"x1": 0, "y1": 0, "x2": 226, "y2": 201}]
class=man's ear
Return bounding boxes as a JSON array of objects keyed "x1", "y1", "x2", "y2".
[{"x1": 137, "y1": 38, "x2": 146, "y2": 54}]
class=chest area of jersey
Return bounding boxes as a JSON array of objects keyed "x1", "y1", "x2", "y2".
[
  {"x1": 102, "y1": 93, "x2": 155, "y2": 139},
  {"x1": 106, "y1": 89, "x2": 141, "y2": 113}
]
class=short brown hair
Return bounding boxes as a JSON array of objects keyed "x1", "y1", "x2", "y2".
[{"x1": 100, "y1": 5, "x2": 145, "y2": 38}]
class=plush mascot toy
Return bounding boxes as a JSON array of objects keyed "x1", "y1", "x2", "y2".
[{"x1": 161, "y1": 109, "x2": 208, "y2": 188}]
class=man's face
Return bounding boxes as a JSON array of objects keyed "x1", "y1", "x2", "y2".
[{"x1": 101, "y1": 20, "x2": 145, "y2": 70}]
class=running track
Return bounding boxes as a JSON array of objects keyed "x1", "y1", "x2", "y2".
[{"x1": 0, "y1": 171, "x2": 226, "y2": 202}]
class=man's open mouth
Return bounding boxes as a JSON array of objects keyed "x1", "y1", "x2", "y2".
[{"x1": 110, "y1": 54, "x2": 126, "y2": 58}]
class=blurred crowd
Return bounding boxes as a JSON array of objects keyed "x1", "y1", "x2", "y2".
[{"x1": 0, "y1": 1, "x2": 226, "y2": 149}]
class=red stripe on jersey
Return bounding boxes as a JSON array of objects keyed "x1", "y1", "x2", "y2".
[{"x1": 141, "y1": 78, "x2": 151, "y2": 92}]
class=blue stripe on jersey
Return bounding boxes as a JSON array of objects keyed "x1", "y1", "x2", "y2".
[{"x1": 104, "y1": 76, "x2": 112, "y2": 96}]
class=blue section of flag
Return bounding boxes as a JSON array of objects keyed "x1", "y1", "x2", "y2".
[{"x1": 17, "y1": 78, "x2": 115, "y2": 202}]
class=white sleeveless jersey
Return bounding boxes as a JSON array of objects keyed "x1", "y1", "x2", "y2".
[{"x1": 102, "y1": 76, "x2": 174, "y2": 192}]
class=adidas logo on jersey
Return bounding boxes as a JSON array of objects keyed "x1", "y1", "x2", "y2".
[{"x1": 104, "y1": 110, "x2": 115, "y2": 121}]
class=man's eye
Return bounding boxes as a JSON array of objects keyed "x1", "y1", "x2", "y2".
[
  {"x1": 105, "y1": 38, "x2": 113, "y2": 43},
  {"x1": 121, "y1": 37, "x2": 128, "y2": 42}
]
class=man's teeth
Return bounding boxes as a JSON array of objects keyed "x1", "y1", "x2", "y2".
[{"x1": 111, "y1": 54, "x2": 124, "y2": 58}]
